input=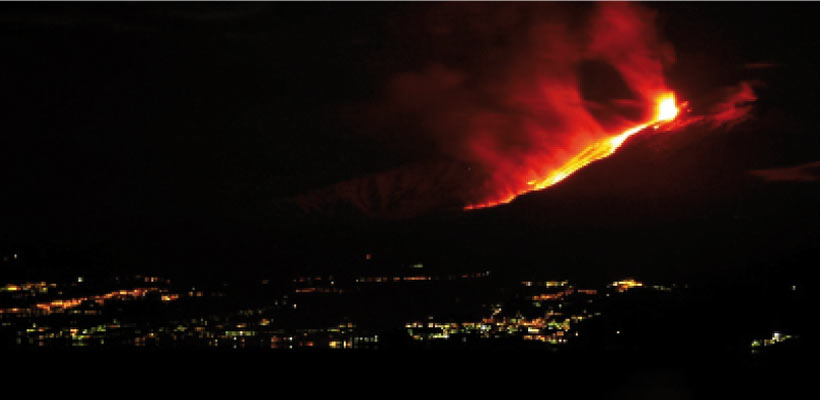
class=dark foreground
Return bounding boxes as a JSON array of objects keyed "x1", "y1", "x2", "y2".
[{"x1": 1, "y1": 263, "x2": 811, "y2": 397}]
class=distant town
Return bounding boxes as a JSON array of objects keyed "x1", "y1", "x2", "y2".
[{"x1": 0, "y1": 254, "x2": 798, "y2": 354}]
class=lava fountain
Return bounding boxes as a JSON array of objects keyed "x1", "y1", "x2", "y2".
[
  {"x1": 297, "y1": 3, "x2": 756, "y2": 219},
  {"x1": 465, "y1": 93, "x2": 681, "y2": 210}
]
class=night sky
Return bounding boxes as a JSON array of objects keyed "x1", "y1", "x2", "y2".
[{"x1": 2, "y1": 3, "x2": 819, "y2": 284}]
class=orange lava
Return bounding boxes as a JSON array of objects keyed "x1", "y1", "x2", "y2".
[{"x1": 465, "y1": 93, "x2": 679, "y2": 210}]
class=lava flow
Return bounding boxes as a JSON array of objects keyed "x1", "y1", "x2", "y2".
[
  {"x1": 295, "y1": 3, "x2": 753, "y2": 219},
  {"x1": 465, "y1": 94, "x2": 680, "y2": 210}
]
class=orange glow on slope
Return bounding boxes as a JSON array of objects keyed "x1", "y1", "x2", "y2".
[{"x1": 465, "y1": 93, "x2": 679, "y2": 210}]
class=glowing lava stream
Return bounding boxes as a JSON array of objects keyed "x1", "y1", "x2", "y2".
[{"x1": 465, "y1": 94, "x2": 680, "y2": 210}]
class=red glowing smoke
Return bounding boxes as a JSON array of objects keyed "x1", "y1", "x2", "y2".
[
  {"x1": 370, "y1": 3, "x2": 676, "y2": 208},
  {"x1": 296, "y1": 3, "x2": 756, "y2": 217},
  {"x1": 705, "y1": 81, "x2": 758, "y2": 129}
]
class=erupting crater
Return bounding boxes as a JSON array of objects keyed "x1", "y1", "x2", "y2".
[{"x1": 465, "y1": 93, "x2": 681, "y2": 210}]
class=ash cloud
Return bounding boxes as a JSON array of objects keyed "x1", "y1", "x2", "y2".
[
  {"x1": 705, "y1": 81, "x2": 758, "y2": 129},
  {"x1": 348, "y1": 3, "x2": 675, "y2": 210},
  {"x1": 744, "y1": 62, "x2": 778, "y2": 70},
  {"x1": 750, "y1": 161, "x2": 820, "y2": 183}
]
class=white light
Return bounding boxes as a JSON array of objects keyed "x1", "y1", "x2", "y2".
[{"x1": 657, "y1": 95, "x2": 678, "y2": 121}]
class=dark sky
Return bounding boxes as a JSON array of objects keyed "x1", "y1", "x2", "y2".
[{"x1": 2, "y1": 3, "x2": 819, "y2": 283}]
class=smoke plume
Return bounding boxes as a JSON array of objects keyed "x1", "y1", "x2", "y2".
[{"x1": 296, "y1": 3, "x2": 755, "y2": 217}]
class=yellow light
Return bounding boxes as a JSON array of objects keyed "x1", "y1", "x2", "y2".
[{"x1": 657, "y1": 94, "x2": 678, "y2": 121}]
